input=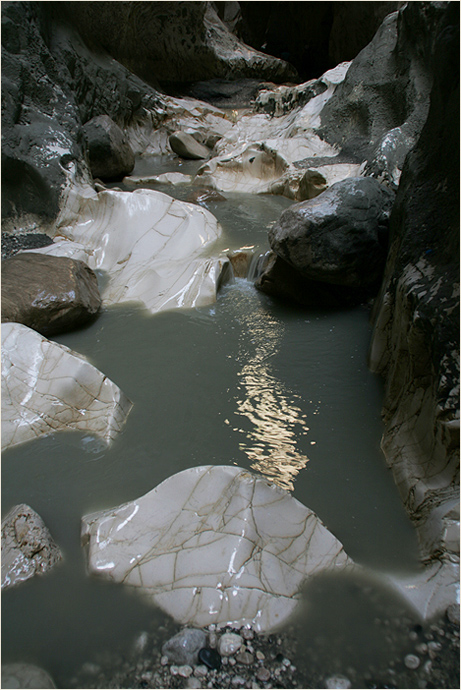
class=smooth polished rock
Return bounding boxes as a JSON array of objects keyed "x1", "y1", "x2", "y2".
[
  {"x1": 81, "y1": 465, "x2": 352, "y2": 632},
  {"x1": 1, "y1": 504, "x2": 62, "y2": 590},
  {"x1": 169, "y1": 131, "x2": 210, "y2": 160},
  {"x1": 1, "y1": 663, "x2": 56, "y2": 689},
  {"x1": 1, "y1": 322, "x2": 132, "y2": 451},
  {"x1": 1, "y1": 252, "x2": 101, "y2": 336},
  {"x1": 82, "y1": 115, "x2": 135, "y2": 180},
  {"x1": 54, "y1": 187, "x2": 227, "y2": 314}
]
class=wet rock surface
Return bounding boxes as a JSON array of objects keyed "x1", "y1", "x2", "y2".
[
  {"x1": 82, "y1": 115, "x2": 135, "y2": 180},
  {"x1": 2, "y1": 252, "x2": 102, "y2": 337},
  {"x1": 1, "y1": 504, "x2": 62, "y2": 590},
  {"x1": 1, "y1": 232, "x2": 54, "y2": 260},
  {"x1": 268, "y1": 177, "x2": 395, "y2": 289}
]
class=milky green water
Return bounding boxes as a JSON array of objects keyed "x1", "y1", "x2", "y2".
[{"x1": 2, "y1": 157, "x2": 423, "y2": 686}]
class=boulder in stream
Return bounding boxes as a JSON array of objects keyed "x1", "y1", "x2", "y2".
[
  {"x1": 81, "y1": 465, "x2": 353, "y2": 632},
  {"x1": 1, "y1": 252, "x2": 101, "y2": 337},
  {"x1": 268, "y1": 177, "x2": 395, "y2": 289},
  {"x1": 82, "y1": 115, "x2": 135, "y2": 180},
  {"x1": 169, "y1": 131, "x2": 210, "y2": 160},
  {"x1": 1, "y1": 504, "x2": 62, "y2": 590}
]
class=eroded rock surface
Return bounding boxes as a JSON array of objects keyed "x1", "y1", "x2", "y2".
[
  {"x1": 1, "y1": 322, "x2": 132, "y2": 451},
  {"x1": 169, "y1": 131, "x2": 211, "y2": 160},
  {"x1": 81, "y1": 466, "x2": 353, "y2": 632},
  {"x1": 1, "y1": 252, "x2": 101, "y2": 336},
  {"x1": 82, "y1": 115, "x2": 135, "y2": 180},
  {"x1": 1, "y1": 504, "x2": 62, "y2": 590}
]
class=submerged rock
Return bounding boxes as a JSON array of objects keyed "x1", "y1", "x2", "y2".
[
  {"x1": 1, "y1": 504, "x2": 62, "y2": 590},
  {"x1": 1, "y1": 322, "x2": 132, "y2": 451},
  {"x1": 82, "y1": 115, "x2": 135, "y2": 180},
  {"x1": 81, "y1": 465, "x2": 353, "y2": 632},
  {"x1": 1, "y1": 662, "x2": 56, "y2": 689},
  {"x1": 1, "y1": 252, "x2": 101, "y2": 336},
  {"x1": 268, "y1": 177, "x2": 395, "y2": 289}
]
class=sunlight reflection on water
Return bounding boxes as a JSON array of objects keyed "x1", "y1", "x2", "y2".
[{"x1": 226, "y1": 281, "x2": 311, "y2": 490}]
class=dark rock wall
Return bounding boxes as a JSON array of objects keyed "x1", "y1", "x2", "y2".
[
  {"x1": 235, "y1": 1, "x2": 402, "y2": 80},
  {"x1": 368, "y1": 2, "x2": 459, "y2": 555}
]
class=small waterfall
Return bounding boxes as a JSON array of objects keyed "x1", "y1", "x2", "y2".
[{"x1": 227, "y1": 249, "x2": 272, "y2": 283}]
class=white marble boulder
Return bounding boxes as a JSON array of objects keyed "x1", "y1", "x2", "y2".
[
  {"x1": 54, "y1": 187, "x2": 228, "y2": 314},
  {"x1": 81, "y1": 465, "x2": 353, "y2": 632},
  {"x1": 1, "y1": 322, "x2": 132, "y2": 451},
  {"x1": 1, "y1": 504, "x2": 62, "y2": 590}
]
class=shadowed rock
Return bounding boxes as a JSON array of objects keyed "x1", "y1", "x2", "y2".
[
  {"x1": 82, "y1": 115, "x2": 135, "y2": 180},
  {"x1": 2, "y1": 252, "x2": 101, "y2": 336}
]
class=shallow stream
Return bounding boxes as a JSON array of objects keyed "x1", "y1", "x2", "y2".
[{"x1": 2, "y1": 156, "x2": 426, "y2": 687}]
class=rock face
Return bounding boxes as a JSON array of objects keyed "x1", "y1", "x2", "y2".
[
  {"x1": 1, "y1": 504, "x2": 62, "y2": 590},
  {"x1": 81, "y1": 465, "x2": 352, "y2": 632},
  {"x1": 319, "y1": 2, "x2": 450, "y2": 186},
  {"x1": 59, "y1": 1, "x2": 297, "y2": 86},
  {"x1": 1, "y1": 322, "x2": 133, "y2": 451},
  {"x1": 1, "y1": 253, "x2": 101, "y2": 336},
  {"x1": 1, "y1": 663, "x2": 56, "y2": 689},
  {"x1": 368, "y1": 1, "x2": 459, "y2": 596},
  {"x1": 82, "y1": 115, "x2": 135, "y2": 180},
  {"x1": 169, "y1": 131, "x2": 210, "y2": 160},
  {"x1": 268, "y1": 177, "x2": 395, "y2": 289}
]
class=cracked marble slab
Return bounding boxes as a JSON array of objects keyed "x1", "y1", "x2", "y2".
[
  {"x1": 81, "y1": 465, "x2": 353, "y2": 632},
  {"x1": 51, "y1": 188, "x2": 228, "y2": 313},
  {"x1": 1, "y1": 322, "x2": 132, "y2": 451}
]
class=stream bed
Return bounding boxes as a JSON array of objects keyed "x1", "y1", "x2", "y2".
[{"x1": 2, "y1": 156, "x2": 444, "y2": 688}]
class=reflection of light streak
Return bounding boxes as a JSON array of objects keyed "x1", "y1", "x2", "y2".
[{"x1": 231, "y1": 290, "x2": 311, "y2": 491}]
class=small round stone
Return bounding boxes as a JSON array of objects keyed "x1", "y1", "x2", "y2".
[
  {"x1": 160, "y1": 655, "x2": 169, "y2": 666},
  {"x1": 404, "y1": 654, "x2": 421, "y2": 670},
  {"x1": 170, "y1": 665, "x2": 179, "y2": 676},
  {"x1": 241, "y1": 628, "x2": 255, "y2": 641},
  {"x1": 198, "y1": 647, "x2": 222, "y2": 670},
  {"x1": 194, "y1": 665, "x2": 208, "y2": 678},
  {"x1": 187, "y1": 678, "x2": 202, "y2": 689},
  {"x1": 178, "y1": 665, "x2": 193, "y2": 678},
  {"x1": 235, "y1": 651, "x2": 254, "y2": 665},
  {"x1": 256, "y1": 651, "x2": 265, "y2": 661},
  {"x1": 325, "y1": 674, "x2": 352, "y2": 689},
  {"x1": 256, "y1": 667, "x2": 271, "y2": 682},
  {"x1": 218, "y1": 632, "x2": 243, "y2": 656}
]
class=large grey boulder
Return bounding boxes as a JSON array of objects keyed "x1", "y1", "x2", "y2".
[
  {"x1": 369, "y1": 2, "x2": 459, "y2": 566},
  {"x1": 268, "y1": 177, "x2": 395, "y2": 289},
  {"x1": 169, "y1": 131, "x2": 210, "y2": 160},
  {"x1": 82, "y1": 114, "x2": 135, "y2": 180},
  {"x1": 1, "y1": 504, "x2": 62, "y2": 590},
  {"x1": 2, "y1": 252, "x2": 101, "y2": 336}
]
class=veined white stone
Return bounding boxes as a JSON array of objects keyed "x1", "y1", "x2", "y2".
[
  {"x1": 51, "y1": 187, "x2": 227, "y2": 313},
  {"x1": 1, "y1": 322, "x2": 132, "y2": 451},
  {"x1": 81, "y1": 465, "x2": 352, "y2": 632}
]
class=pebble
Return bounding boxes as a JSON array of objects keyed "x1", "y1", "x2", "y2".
[
  {"x1": 208, "y1": 632, "x2": 218, "y2": 649},
  {"x1": 256, "y1": 651, "x2": 265, "y2": 661},
  {"x1": 194, "y1": 665, "x2": 208, "y2": 678},
  {"x1": 162, "y1": 628, "x2": 207, "y2": 665},
  {"x1": 404, "y1": 654, "x2": 420, "y2": 669},
  {"x1": 415, "y1": 643, "x2": 428, "y2": 654},
  {"x1": 218, "y1": 632, "x2": 243, "y2": 656},
  {"x1": 325, "y1": 674, "x2": 352, "y2": 689},
  {"x1": 198, "y1": 648, "x2": 221, "y2": 670},
  {"x1": 256, "y1": 667, "x2": 271, "y2": 682},
  {"x1": 241, "y1": 628, "x2": 255, "y2": 641},
  {"x1": 170, "y1": 665, "x2": 179, "y2": 676},
  {"x1": 160, "y1": 655, "x2": 169, "y2": 666},
  {"x1": 282, "y1": 657, "x2": 291, "y2": 667},
  {"x1": 187, "y1": 678, "x2": 202, "y2": 689},
  {"x1": 235, "y1": 651, "x2": 254, "y2": 665},
  {"x1": 229, "y1": 656, "x2": 236, "y2": 666},
  {"x1": 178, "y1": 665, "x2": 193, "y2": 678},
  {"x1": 232, "y1": 675, "x2": 246, "y2": 686}
]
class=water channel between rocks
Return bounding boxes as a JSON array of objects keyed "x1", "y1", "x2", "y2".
[{"x1": 2, "y1": 156, "x2": 424, "y2": 686}]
